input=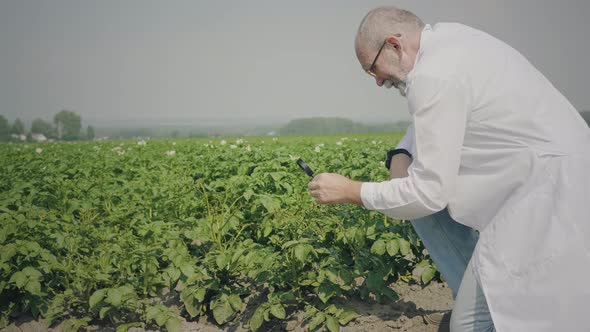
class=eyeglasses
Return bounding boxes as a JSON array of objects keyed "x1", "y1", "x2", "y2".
[{"x1": 365, "y1": 34, "x2": 401, "y2": 78}]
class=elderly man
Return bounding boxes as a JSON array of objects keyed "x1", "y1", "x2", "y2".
[{"x1": 308, "y1": 6, "x2": 590, "y2": 332}]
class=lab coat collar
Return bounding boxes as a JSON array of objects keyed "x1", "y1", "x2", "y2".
[{"x1": 404, "y1": 24, "x2": 433, "y2": 95}]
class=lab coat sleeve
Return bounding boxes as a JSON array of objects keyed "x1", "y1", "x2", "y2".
[
  {"x1": 395, "y1": 122, "x2": 414, "y2": 152},
  {"x1": 361, "y1": 75, "x2": 470, "y2": 220}
]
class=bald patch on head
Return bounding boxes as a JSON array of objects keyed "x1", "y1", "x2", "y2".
[{"x1": 355, "y1": 6, "x2": 424, "y2": 63}]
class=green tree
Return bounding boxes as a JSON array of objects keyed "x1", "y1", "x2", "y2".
[
  {"x1": 11, "y1": 118, "x2": 25, "y2": 135},
  {"x1": 0, "y1": 115, "x2": 10, "y2": 141},
  {"x1": 87, "y1": 125, "x2": 95, "y2": 140},
  {"x1": 53, "y1": 110, "x2": 81, "y2": 140},
  {"x1": 31, "y1": 118, "x2": 55, "y2": 137}
]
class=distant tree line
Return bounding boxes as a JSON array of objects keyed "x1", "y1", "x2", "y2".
[
  {"x1": 278, "y1": 117, "x2": 412, "y2": 135},
  {"x1": 280, "y1": 112, "x2": 590, "y2": 136},
  {"x1": 2, "y1": 111, "x2": 587, "y2": 142},
  {"x1": 0, "y1": 110, "x2": 95, "y2": 142}
]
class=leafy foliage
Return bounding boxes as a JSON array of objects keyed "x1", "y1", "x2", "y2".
[
  {"x1": 0, "y1": 134, "x2": 439, "y2": 331},
  {"x1": 31, "y1": 118, "x2": 56, "y2": 138},
  {"x1": 0, "y1": 115, "x2": 10, "y2": 141},
  {"x1": 53, "y1": 110, "x2": 81, "y2": 140}
]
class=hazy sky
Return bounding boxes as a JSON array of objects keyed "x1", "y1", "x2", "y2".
[{"x1": 1, "y1": 0, "x2": 588, "y2": 126}]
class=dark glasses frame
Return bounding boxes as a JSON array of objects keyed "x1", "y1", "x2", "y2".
[{"x1": 365, "y1": 33, "x2": 401, "y2": 77}]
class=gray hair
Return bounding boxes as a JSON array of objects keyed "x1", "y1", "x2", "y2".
[{"x1": 355, "y1": 6, "x2": 424, "y2": 58}]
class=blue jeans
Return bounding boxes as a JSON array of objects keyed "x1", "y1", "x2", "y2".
[{"x1": 411, "y1": 207, "x2": 495, "y2": 332}]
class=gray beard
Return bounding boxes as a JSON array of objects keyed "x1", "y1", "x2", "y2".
[{"x1": 383, "y1": 78, "x2": 407, "y2": 97}]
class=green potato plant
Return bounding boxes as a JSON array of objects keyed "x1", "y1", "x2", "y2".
[{"x1": 0, "y1": 135, "x2": 439, "y2": 331}]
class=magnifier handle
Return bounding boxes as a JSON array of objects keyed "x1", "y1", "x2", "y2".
[{"x1": 296, "y1": 158, "x2": 314, "y2": 177}]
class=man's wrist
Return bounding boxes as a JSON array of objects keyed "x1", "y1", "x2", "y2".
[
  {"x1": 389, "y1": 154, "x2": 413, "y2": 179},
  {"x1": 385, "y1": 148, "x2": 413, "y2": 170},
  {"x1": 348, "y1": 180, "x2": 364, "y2": 206}
]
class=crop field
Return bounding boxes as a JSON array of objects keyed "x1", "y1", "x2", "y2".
[{"x1": 0, "y1": 134, "x2": 442, "y2": 332}]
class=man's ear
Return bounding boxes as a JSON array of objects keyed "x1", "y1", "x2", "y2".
[{"x1": 385, "y1": 34, "x2": 403, "y2": 56}]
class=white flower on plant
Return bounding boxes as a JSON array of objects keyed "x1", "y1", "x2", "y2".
[
  {"x1": 230, "y1": 144, "x2": 237, "y2": 149},
  {"x1": 172, "y1": 142, "x2": 176, "y2": 146},
  {"x1": 236, "y1": 138, "x2": 244, "y2": 145},
  {"x1": 245, "y1": 145, "x2": 252, "y2": 152},
  {"x1": 314, "y1": 146, "x2": 321, "y2": 153},
  {"x1": 336, "y1": 141, "x2": 343, "y2": 146},
  {"x1": 220, "y1": 140, "x2": 227, "y2": 145},
  {"x1": 289, "y1": 154, "x2": 299, "y2": 161},
  {"x1": 272, "y1": 137, "x2": 278, "y2": 141},
  {"x1": 341, "y1": 137, "x2": 349, "y2": 141},
  {"x1": 371, "y1": 140, "x2": 377, "y2": 145},
  {"x1": 166, "y1": 150, "x2": 176, "y2": 156},
  {"x1": 318, "y1": 143, "x2": 325, "y2": 147},
  {"x1": 117, "y1": 150, "x2": 126, "y2": 156},
  {"x1": 137, "y1": 140, "x2": 147, "y2": 146},
  {"x1": 112, "y1": 146, "x2": 122, "y2": 152},
  {"x1": 35, "y1": 148, "x2": 43, "y2": 154}
]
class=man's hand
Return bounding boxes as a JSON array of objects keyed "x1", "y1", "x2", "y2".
[
  {"x1": 389, "y1": 154, "x2": 413, "y2": 179},
  {"x1": 306, "y1": 154, "x2": 412, "y2": 206},
  {"x1": 308, "y1": 173, "x2": 363, "y2": 206}
]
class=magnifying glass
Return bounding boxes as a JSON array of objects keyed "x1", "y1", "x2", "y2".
[{"x1": 296, "y1": 158, "x2": 314, "y2": 177}]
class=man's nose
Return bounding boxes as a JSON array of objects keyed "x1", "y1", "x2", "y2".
[{"x1": 375, "y1": 77, "x2": 384, "y2": 87}]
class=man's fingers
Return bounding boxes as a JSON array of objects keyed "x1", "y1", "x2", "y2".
[
  {"x1": 310, "y1": 190, "x2": 332, "y2": 205},
  {"x1": 312, "y1": 194, "x2": 324, "y2": 204},
  {"x1": 315, "y1": 196, "x2": 331, "y2": 205},
  {"x1": 309, "y1": 190, "x2": 327, "y2": 204},
  {"x1": 308, "y1": 174, "x2": 331, "y2": 204}
]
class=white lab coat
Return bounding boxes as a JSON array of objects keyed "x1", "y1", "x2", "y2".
[{"x1": 361, "y1": 23, "x2": 590, "y2": 331}]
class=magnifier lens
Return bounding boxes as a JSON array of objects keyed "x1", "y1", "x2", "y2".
[{"x1": 296, "y1": 158, "x2": 314, "y2": 177}]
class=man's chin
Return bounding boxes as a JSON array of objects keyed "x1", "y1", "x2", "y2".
[{"x1": 383, "y1": 80, "x2": 406, "y2": 97}]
